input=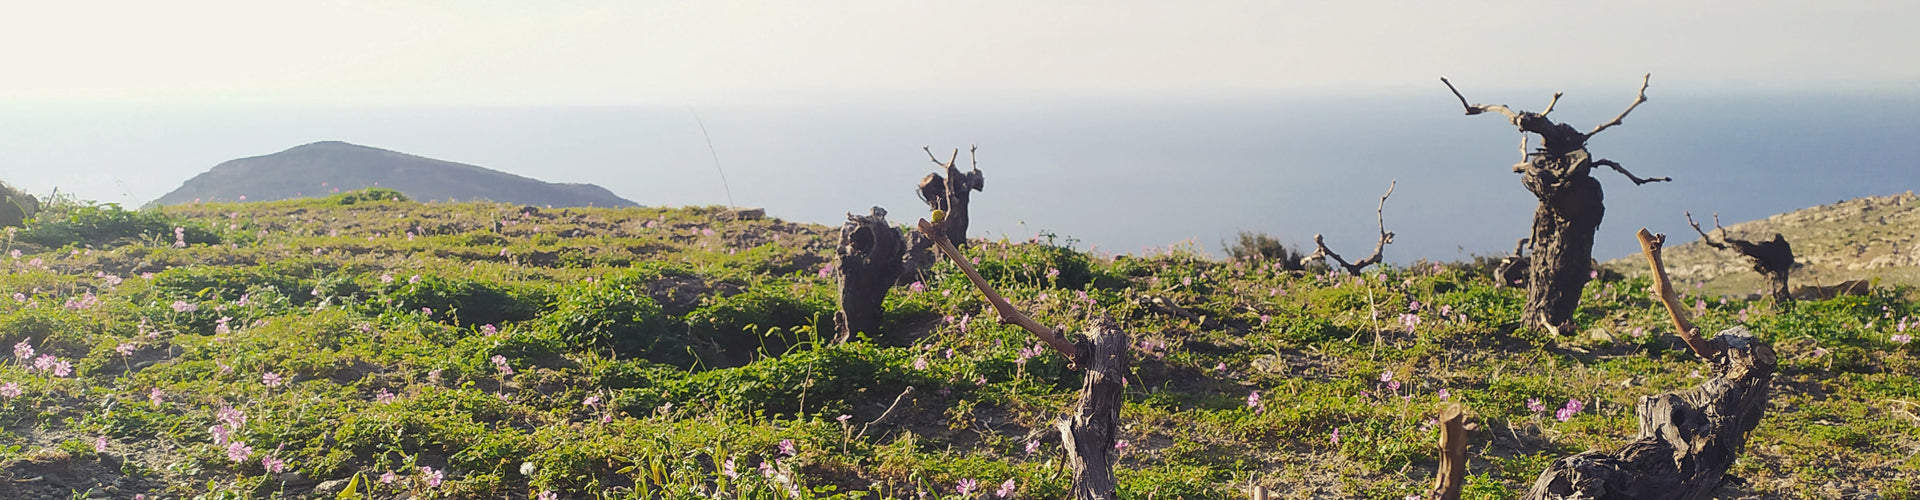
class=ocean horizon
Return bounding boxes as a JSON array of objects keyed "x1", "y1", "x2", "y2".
[{"x1": 4, "y1": 91, "x2": 1916, "y2": 263}]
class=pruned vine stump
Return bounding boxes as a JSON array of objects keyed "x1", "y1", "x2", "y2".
[{"x1": 832, "y1": 207, "x2": 905, "y2": 343}]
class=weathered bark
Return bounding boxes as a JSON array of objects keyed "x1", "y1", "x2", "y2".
[
  {"x1": 1495, "y1": 238, "x2": 1531, "y2": 288},
  {"x1": 1056, "y1": 317, "x2": 1129, "y2": 500},
  {"x1": 1523, "y1": 326, "x2": 1776, "y2": 500},
  {"x1": 1429, "y1": 404, "x2": 1469, "y2": 500},
  {"x1": 1306, "y1": 181, "x2": 1396, "y2": 275},
  {"x1": 832, "y1": 207, "x2": 905, "y2": 343},
  {"x1": 1688, "y1": 212, "x2": 1794, "y2": 305},
  {"x1": 917, "y1": 147, "x2": 986, "y2": 247},
  {"x1": 895, "y1": 229, "x2": 937, "y2": 286},
  {"x1": 1445, "y1": 75, "x2": 1668, "y2": 333},
  {"x1": 1522, "y1": 150, "x2": 1604, "y2": 335}
]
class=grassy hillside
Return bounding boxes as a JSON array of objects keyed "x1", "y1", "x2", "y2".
[
  {"x1": 1, "y1": 189, "x2": 1915, "y2": 499},
  {"x1": 1604, "y1": 191, "x2": 1920, "y2": 297}
]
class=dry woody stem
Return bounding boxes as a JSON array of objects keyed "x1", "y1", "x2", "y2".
[
  {"x1": 915, "y1": 217, "x2": 1080, "y2": 362},
  {"x1": 1637, "y1": 228, "x2": 1716, "y2": 359},
  {"x1": 1306, "y1": 180, "x2": 1396, "y2": 275}
]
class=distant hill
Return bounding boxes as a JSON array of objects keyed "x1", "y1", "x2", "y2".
[
  {"x1": 150, "y1": 141, "x2": 638, "y2": 208},
  {"x1": 1602, "y1": 192, "x2": 1920, "y2": 296}
]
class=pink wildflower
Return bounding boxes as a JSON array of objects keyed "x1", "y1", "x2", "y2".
[
  {"x1": 0, "y1": 382, "x2": 20, "y2": 398},
  {"x1": 226, "y1": 441, "x2": 252, "y2": 462}
]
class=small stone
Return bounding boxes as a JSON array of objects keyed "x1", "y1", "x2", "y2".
[{"x1": 314, "y1": 479, "x2": 352, "y2": 495}]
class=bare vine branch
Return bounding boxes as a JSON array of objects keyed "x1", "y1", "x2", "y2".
[
  {"x1": 1685, "y1": 211, "x2": 1732, "y2": 250},
  {"x1": 1440, "y1": 77, "x2": 1519, "y2": 120},
  {"x1": 1593, "y1": 159, "x2": 1671, "y2": 185},
  {"x1": 1306, "y1": 181, "x2": 1396, "y2": 275},
  {"x1": 1586, "y1": 74, "x2": 1652, "y2": 137},
  {"x1": 923, "y1": 146, "x2": 960, "y2": 167},
  {"x1": 1637, "y1": 228, "x2": 1719, "y2": 359},
  {"x1": 915, "y1": 218, "x2": 1081, "y2": 364},
  {"x1": 1539, "y1": 92, "x2": 1564, "y2": 118}
]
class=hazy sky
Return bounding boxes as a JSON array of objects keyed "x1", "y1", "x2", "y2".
[
  {"x1": 2, "y1": 1, "x2": 1915, "y2": 106},
  {"x1": 3, "y1": 2, "x2": 1916, "y2": 260}
]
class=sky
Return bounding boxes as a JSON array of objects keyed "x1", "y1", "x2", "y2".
[
  {"x1": 2, "y1": 1, "x2": 1916, "y2": 260},
  {"x1": 1, "y1": 1, "x2": 1915, "y2": 106}
]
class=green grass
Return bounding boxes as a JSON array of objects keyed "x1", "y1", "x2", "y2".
[{"x1": 0, "y1": 190, "x2": 1914, "y2": 499}]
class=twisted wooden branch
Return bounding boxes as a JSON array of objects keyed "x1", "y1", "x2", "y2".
[
  {"x1": 1637, "y1": 228, "x2": 1718, "y2": 359},
  {"x1": 915, "y1": 218, "x2": 1081, "y2": 364},
  {"x1": 1587, "y1": 74, "x2": 1652, "y2": 137},
  {"x1": 1305, "y1": 180, "x2": 1396, "y2": 274}
]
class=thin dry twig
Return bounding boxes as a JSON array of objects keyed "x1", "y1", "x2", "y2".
[
  {"x1": 915, "y1": 218, "x2": 1080, "y2": 363},
  {"x1": 923, "y1": 146, "x2": 960, "y2": 167},
  {"x1": 1685, "y1": 211, "x2": 1733, "y2": 250},
  {"x1": 1440, "y1": 77, "x2": 1519, "y2": 120},
  {"x1": 1638, "y1": 228, "x2": 1719, "y2": 359},
  {"x1": 1307, "y1": 180, "x2": 1396, "y2": 274},
  {"x1": 1594, "y1": 159, "x2": 1671, "y2": 185},
  {"x1": 1587, "y1": 74, "x2": 1652, "y2": 137},
  {"x1": 1540, "y1": 92, "x2": 1564, "y2": 118},
  {"x1": 858, "y1": 386, "x2": 915, "y2": 439}
]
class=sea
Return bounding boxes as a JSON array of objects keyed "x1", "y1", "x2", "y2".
[{"x1": 2, "y1": 90, "x2": 1916, "y2": 263}]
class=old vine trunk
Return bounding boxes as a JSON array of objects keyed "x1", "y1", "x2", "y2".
[
  {"x1": 1057, "y1": 317, "x2": 1129, "y2": 500},
  {"x1": 833, "y1": 207, "x2": 905, "y2": 343},
  {"x1": 1522, "y1": 150, "x2": 1604, "y2": 333},
  {"x1": 1445, "y1": 75, "x2": 1667, "y2": 333},
  {"x1": 917, "y1": 147, "x2": 985, "y2": 247},
  {"x1": 1524, "y1": 326, "x2": 1776, "y2": 499}
]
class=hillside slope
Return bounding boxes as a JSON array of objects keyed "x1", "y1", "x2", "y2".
[
  {"x1": 1604, "y1": 192, "x2": 1920, "y2": 296},
  {"x1": 150, "y1": 141, "x2": 638, "y2": 208}
]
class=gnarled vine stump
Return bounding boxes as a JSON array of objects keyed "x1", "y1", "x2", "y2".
[
  {"x1": 917, "y1": 147, "x2": 985, "y2": 247},
  {"x1": 1689, "y1": 212, "x2": 1795, "y2": 305},
  {"x1": 1524, "y1": 326, "x2": 1775, "y2": 500},
  {"x1": 1446, "y1": 76, "x2": 1669, "y2": 334},
  {"x1": 832, "y1": 207, "x2": 905, "y2": 343},
  {"x1": 1056, "y1": 317, "x2": 1129, "y2": 500}
]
